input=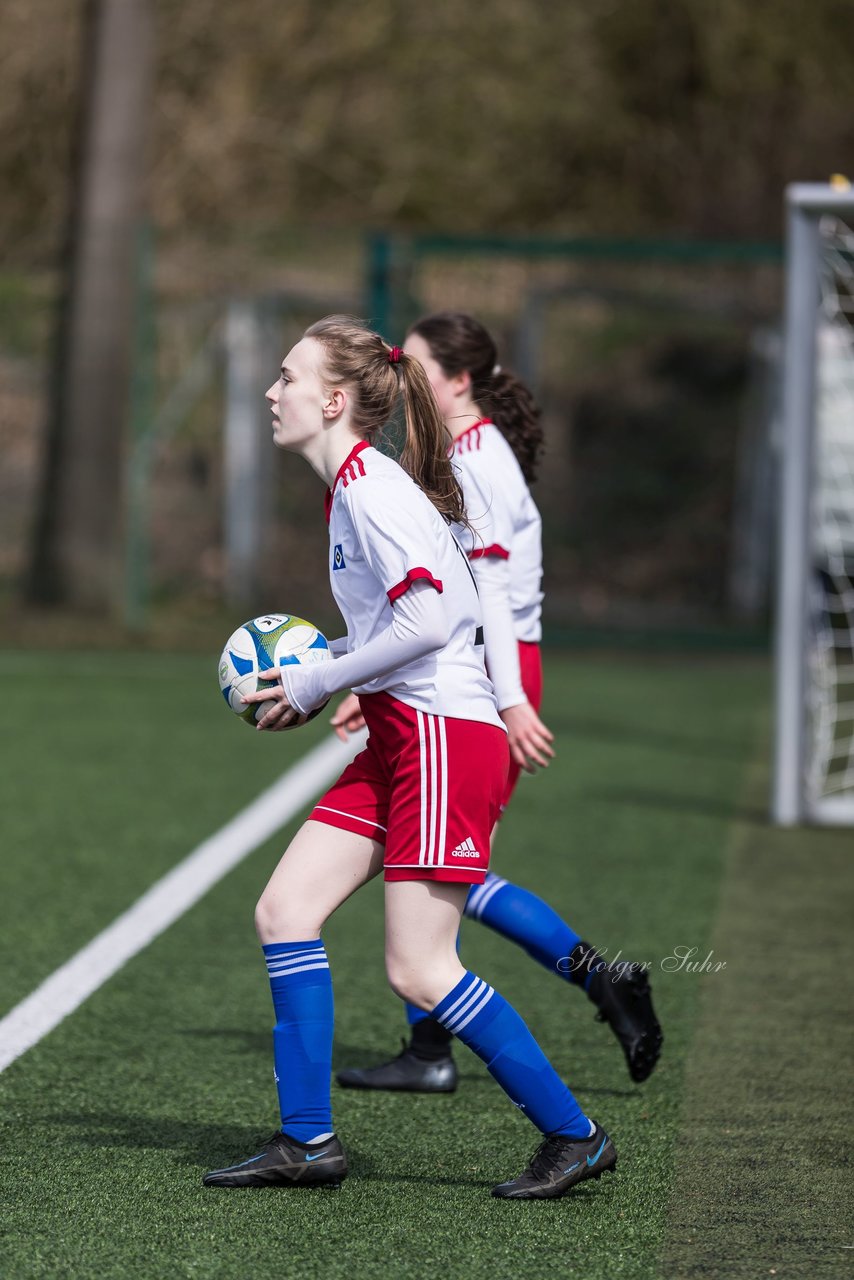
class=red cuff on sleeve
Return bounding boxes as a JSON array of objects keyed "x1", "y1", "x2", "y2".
[
  {"x1": 468, "y1": 544, "x2": 510, "y2": 560},
  {"x1": 387, "y1": 567, "x2": 444, "y2": 603}
]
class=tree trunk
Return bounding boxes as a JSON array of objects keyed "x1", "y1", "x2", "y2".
[{"x1": 26, "y1": 0, "x2": 152, "y2": 613}]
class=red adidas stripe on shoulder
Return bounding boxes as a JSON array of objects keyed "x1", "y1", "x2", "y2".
[
  {"x1": 341, "y1": 451, "x2": 367, "y2": 488},
  {"x1": 455, "y1": 419, "x2": 493, "y2": 454},
  {"x1": 325, "y1": 440, "x2": 371, "y2": 522},
  {"x1": 334, "y1": 440, "x2": 370, "y2": 492}
]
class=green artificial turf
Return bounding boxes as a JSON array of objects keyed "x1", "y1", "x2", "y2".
[
  {"x1": 1, "y1": 650, "x2": 847, "y2": 1279},
  {"x1": 0, "y1": 651, "x2": 331, "y2": 1017},
  {"x1": 661, "y1": 755, "x2": 854, "y2": 1279}
]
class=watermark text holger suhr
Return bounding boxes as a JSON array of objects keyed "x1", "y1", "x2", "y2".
[{"x1": 557, "y1": 946, "x2": 727, "y2": 981}]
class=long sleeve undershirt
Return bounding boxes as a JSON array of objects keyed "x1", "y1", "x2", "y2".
[
  {"x1": 280, "y1": 581, "x2": 450, "y2": 716},
  {"x1": 471, "y1": 554, "x2": 526, "y2": 711}
]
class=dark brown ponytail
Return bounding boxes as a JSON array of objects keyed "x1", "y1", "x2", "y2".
[
  {"x1": 304, "y1": 315, "x2": 466, "y2": 525},
  {"x1": 406, "y1": 311, "x2": 544, "y2": 483}
]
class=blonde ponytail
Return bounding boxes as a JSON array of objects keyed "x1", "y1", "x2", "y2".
[
  {"x1": 304, "y1": 315, "x2": 467, "y2": 525},
  {"x1": 396, "y1": 351, "x2": 466, "y2": 526}
]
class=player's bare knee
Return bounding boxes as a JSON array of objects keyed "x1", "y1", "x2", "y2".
[
  {"x1": 388, "y1": 976, "x2": 430, "y2": 1010},
  {"x1": 385, "y1": 956, "x2": 446, "y2": 1011},
  {"x1": 385, "y1": 958, "x2": 419, "y2": 1007},
  {"x1": 253, "y1": 894, "x2": 277, "y2": 943},
  {"x1": 254, "y1": 892, "x2": 313, "y2": 944}
]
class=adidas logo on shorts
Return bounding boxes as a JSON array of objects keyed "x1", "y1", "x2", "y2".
[{"x1": 450, "y1": 836, "x2": 480, "y2": 859}]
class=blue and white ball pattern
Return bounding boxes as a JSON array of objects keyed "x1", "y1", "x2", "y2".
[{"x1": 218, "y1": 613, "x2": 331, "y2": 726}]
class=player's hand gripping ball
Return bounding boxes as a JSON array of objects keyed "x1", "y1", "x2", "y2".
[{"x1": 218, "y1": 614, "x2": 331, "y2": 728}]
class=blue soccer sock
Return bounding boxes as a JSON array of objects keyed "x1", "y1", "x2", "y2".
[
  {"x1": 431, "y1": 971, "x2": 591, "y2": 1138},
  {"x1": 263, "y1": 940, "x2": 334, "y2": 1144},
  {"x1": 465, "y1": 873, "x2": 602, "y2": 991}
]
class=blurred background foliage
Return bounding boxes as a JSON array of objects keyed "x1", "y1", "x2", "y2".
[
  {"x1": 1, "y1": 0, "x2": 852, "y2": 641},
  {"x1": 3, "y1": 0, "x2": 853, "y2": 261}
]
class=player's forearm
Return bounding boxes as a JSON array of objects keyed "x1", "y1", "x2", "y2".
[{"x1": 281, "y1": 583, "x2": 449, "y2": 714}]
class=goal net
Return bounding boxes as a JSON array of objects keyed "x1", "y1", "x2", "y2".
[{"x1": 774, "y1": 183, "x2": 854, "y2": 824}]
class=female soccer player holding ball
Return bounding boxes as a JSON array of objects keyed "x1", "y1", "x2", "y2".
[
  {"x1": 203, "y1": 315, "x2": 616, "y2": 1199},
  {"x1": 333, "y1": 312, "x2": 662, "y2": 1093}
]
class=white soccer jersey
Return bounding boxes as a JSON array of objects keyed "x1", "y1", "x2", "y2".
[
  {"x1": 324, "y1": 441, "x2": 502, "y2": 727},
  {"x1": 452, "y1": 420, "x2": 543, "y2": 642}
]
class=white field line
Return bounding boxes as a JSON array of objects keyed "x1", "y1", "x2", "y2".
[{"x1": 0, "y1": 730, "x2": 365, "y2": 1074}]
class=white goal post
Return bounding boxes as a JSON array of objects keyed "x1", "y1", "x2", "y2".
[{"x1": 773, "y1": 182, "x2": 854, "y2": 825}]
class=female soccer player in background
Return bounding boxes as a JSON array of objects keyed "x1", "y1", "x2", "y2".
[
  {"x1": 334, "y1": 312, "x2": 662, "y2": 1094},
  {"x1": 203, "y1": 315, "x2": 617, "y2": 1200}
]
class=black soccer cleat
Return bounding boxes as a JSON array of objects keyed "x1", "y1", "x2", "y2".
[
  {"x1": 203, "y1": 1130, "x2": 347, "y2": 1188},
  {"x1": 585, "y1": 954, "x2": 663, "y2": 1083},
  {"x1": 492, "y1": 1123, "x2": 617, "y2": 1199},
  {"x1": 336, "y1": 1040, "x2": 458, "y2": 1093}
]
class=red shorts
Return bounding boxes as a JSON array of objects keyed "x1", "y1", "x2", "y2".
[
  {"x1": 499, "y1": 641, "x2": 543, "y2": 812},
  {"x1": 309, "y1": 691, "x2": 509, "y2": 883}
]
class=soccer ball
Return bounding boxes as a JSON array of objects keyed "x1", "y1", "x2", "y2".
[{"x1": 218, "y1": 613, "x2": 331, "y2": 727}]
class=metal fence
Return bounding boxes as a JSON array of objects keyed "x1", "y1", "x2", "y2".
[
  {"x1": 366, "y1": 233, "x2": 783, "y2": 633},
  {"x1": 4, "y1": 233, "x2": 786, "y2": 640}
]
